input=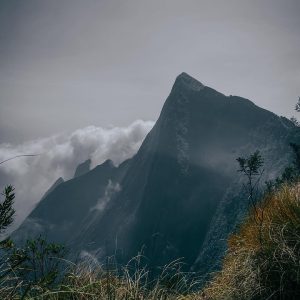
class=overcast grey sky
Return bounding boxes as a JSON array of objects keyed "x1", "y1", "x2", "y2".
[{"x1": 0, "y1": 0, "x2": 300, "y2": 143}]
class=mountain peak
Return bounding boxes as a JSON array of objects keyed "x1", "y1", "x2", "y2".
[
  {"x1": 174, "y1": 72, "x2": 205, "y2": 92},
  {"x1": 74, "y1": 159, "x2": 91, "y2": 178}
]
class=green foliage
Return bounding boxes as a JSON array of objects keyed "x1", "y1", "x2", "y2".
[
  {"x1": 236, "y1": 151, "x2": 264, "y2": 177},
  {"x1": 236, "y1": 151, "x2": 264, "y2": 220},
  {"x1": 0, "y1": 185, "x2": 15, "y2": 235},
  {"x1": 0, "y1": 185, "x2": 67, "y2": 299},
  {"x1": 0, "y1": 236, "x2": 66, "y2": 299},
  {"x1": 18, "y1": 236, "x2": 66, "y2": 296}
]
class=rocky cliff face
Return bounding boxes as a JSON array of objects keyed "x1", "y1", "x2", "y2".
[{"x1": 13, "y1": 73, "x2": 300, "y2": 278}]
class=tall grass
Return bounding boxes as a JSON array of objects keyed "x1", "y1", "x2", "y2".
[
  {"x1": 0, "y1": 254, "x2": 204, "y2": 299},
  {"x1": 204, "y1": 183, "x2": 300, "y2": 299}
]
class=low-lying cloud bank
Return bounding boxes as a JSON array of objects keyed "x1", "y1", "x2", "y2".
[{"x1": 0, "y1": 120, "x2": 154, "y2": 231}]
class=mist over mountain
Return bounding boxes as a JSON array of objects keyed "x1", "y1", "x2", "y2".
[
  {"x1": 0, "y1": 120, "x2": 153, "y2": 232},
  {"x1": 13, "y1": 73, "x2": 300, "y2": 277}
]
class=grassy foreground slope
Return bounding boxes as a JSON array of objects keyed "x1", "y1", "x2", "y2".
[
  {"x1": 203, "y1": 183, "x2": 300, "y2": 300},
  {"x1": 3, "y1": 183, "x2": 300, "y2": 299}
]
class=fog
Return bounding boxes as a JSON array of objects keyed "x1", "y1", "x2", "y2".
[{"x1": 0, "y1": 120, "x2": 154, "y2": 230}]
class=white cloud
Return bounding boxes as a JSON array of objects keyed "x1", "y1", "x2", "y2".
[
  {"x1": 92, "y1": 180, "x2": 122, "y2": 212},
  {"x1": 0, "y1": 120, "x2": 154, "y2": 231}
]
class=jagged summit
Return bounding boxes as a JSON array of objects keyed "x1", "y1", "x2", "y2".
[
  {"x1": 102, "y1": 159, "x2": 114, "y2": 167},
  {"x1": 174, "y1": 72, "x2": 205, "y2": 92},
  {"x1": 74, "y1": 159, "x2": 91, "y2": 178}
]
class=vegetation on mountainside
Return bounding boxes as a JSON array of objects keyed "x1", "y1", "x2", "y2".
[
  {"x1": 203, "y1": 183, "x2": 300, "y2": 299},
  {"x1": 202, "y1": 141, "x2": 300, "y2": 299},
  {"x1": 0, "y1": 186, "x2": 66, "y2": 299}
]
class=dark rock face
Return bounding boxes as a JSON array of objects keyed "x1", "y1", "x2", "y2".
[
  {"x1": 41, "y1": 177, "x2": 64, "y2": 200},
  {"x1": 12, "y1": 159, "x2": 130, "y2": 246},
  {"x1": 13, "y1": 73, "x2": 300, "y2": 278},
  {"x1": 73, "y1": 159, "x2": 91, "y2": 178}
]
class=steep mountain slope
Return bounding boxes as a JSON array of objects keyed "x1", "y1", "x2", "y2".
[
  {"x1": 13, "y1": 159, "x2": 130, "y2": 245},
  {"x1": 13, "y1": 73, "x2": 300, "y2": 276},
  {"x1": 40, "y1": 177, "x2": 64, "y2": 201}
]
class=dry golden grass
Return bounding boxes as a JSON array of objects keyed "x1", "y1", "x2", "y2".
[
  {"x1": 203, "y1": 183, "x2": 300, "y2": 300},
  {"x1": 0, "y1": 255, "x2": 205, "y2": 299}
]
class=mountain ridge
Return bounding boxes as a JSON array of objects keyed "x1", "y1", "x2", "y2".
[{"x1": 12, "y1": 73, "x2": 300, "y2": 278}]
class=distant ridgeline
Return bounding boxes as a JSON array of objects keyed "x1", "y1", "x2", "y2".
[{"x1": 12, "y1": 72, "x2": 300, "y2": 278}]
